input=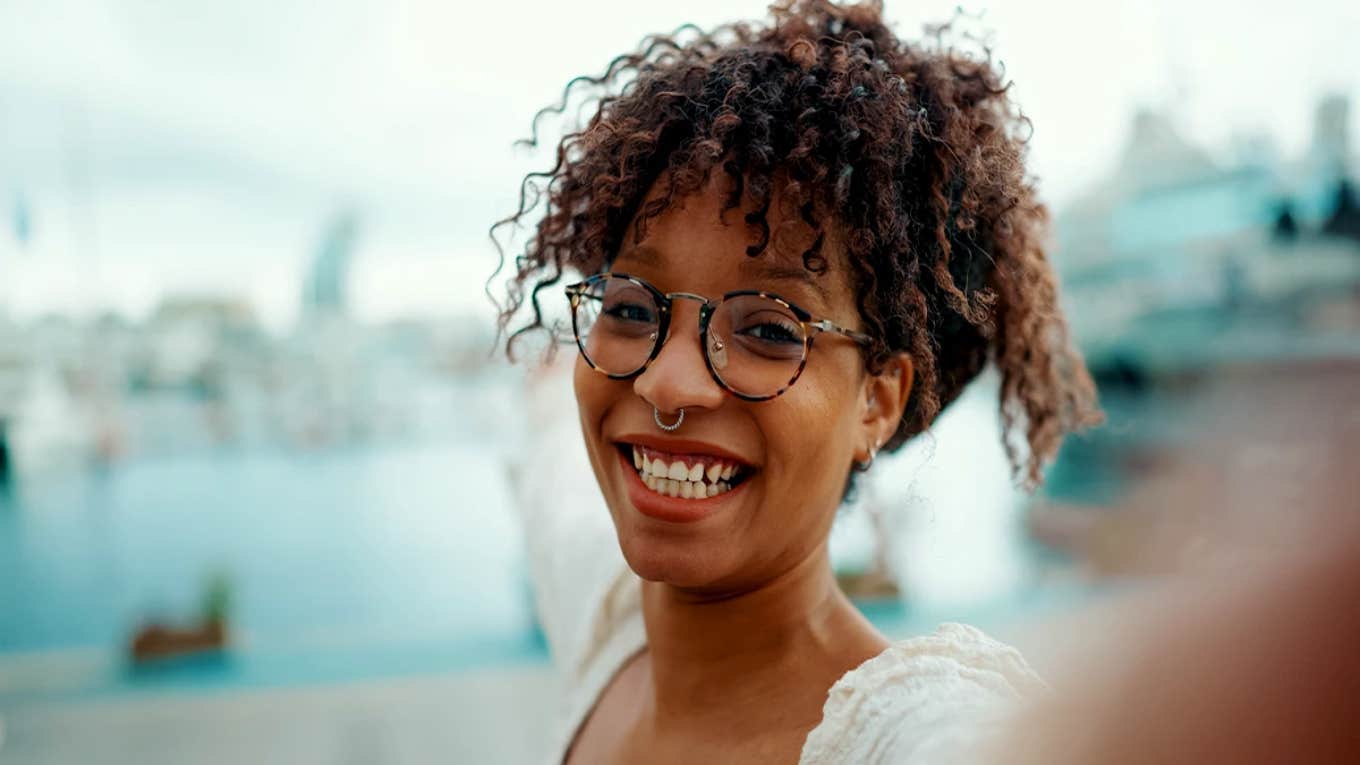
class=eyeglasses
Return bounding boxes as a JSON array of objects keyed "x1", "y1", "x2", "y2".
[{"x1": 564, "y1": 272, "x2": 873, "y2": 401}]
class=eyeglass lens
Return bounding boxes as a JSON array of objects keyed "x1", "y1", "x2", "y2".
[{"x1": 573, "y1": 276, "x2": 808, "y2": 398}]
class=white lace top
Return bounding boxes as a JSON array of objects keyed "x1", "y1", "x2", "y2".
[{"x1": 509, "y1": 361, "x2": 1046, "y2": 764}]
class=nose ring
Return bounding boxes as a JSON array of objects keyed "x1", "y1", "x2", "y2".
[{"x1": 654, "y1": 406, "x2": 684, "y2": 432}]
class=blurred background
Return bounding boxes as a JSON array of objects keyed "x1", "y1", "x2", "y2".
[{"x1": 1, "y1": 0, "x2": 1357, "y2": 762}]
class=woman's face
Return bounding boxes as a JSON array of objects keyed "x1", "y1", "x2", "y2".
[{"x1": 573, "y1": 173, "x2": 907, "y2": 593}]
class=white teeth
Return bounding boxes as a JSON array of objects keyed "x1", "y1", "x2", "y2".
[
  {"x1": 635, "y1": 472, "x2": 736, "y2": 500},
  {"x1": 633, "y1": 449, "x2": 749, "y2": 501}
]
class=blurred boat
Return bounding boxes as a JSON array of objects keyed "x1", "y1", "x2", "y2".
[
  {"x1": 0, "y1": 419, "x2": 11, "y2": 484},
  {"x1": 129, "y1": 572, "x2": 233, "y2": 665},
  {"x1": 130, "y1": 619, "x2": 227, "y2": 663},
  {"x1": 834, "y1": 480, "x2": 903, "y2": 602},
  {"x1": 1057, "y1": 99, "x2": 1360, "y2": 377},
  {"x1": 7, "y1": 364, "x2": 95, "y2": 478}
]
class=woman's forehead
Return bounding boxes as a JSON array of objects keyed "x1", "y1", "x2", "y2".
[{"x1": 616, "y1": 168, "x2": 855, "y2": 306}]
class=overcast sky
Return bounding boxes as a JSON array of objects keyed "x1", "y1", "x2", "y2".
[{"x1": 1, "y1": 0, "x2": 1356, "y2": 330}]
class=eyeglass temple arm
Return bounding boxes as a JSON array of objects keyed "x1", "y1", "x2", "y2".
[{"x1": 810, "y1": 319, "x2": 873, "y2": 347}]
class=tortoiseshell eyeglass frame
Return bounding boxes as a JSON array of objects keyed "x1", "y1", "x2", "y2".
[{"x1": 564, "y1": 272, "x2": 873, "y2": 402}]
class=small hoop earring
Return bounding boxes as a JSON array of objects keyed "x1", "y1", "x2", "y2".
[
  {"x1": 855, "y1": 440, "x2": 880, "y2": 472},
  {"x1": 654, "y1": 406, "x2": 684, "y2": 432}
]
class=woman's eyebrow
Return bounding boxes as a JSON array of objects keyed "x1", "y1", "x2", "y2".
[
  {"x1": 740, "y1": 260, "x2": 831, "y2": 304},
  {"x1": 616, "y1": 244, "x2": 830, "y2": 304},
  {"x1": 613, "y1": 244, "x2": 662, "y2": 268}
]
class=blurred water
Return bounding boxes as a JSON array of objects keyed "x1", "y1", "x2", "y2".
[
  {"x1": 0, "y1": 371, "x2": 1112, "y2": 704},
  {"x1": 0, "y1": 441, "x2": 541, "y2": 700}
]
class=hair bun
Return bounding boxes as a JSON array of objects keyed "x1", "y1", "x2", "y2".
[{"x1": 770, "y1": 1, "x2": 895, "y2": 60}]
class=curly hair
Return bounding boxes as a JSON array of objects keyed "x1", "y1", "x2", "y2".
[{"x1": 489, "y1": 0, "x2": 1102, "y2": 490}]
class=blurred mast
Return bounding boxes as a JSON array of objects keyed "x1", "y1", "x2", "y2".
[{"x1": 65, "y1": 99, "x2": 102, "y2": 317}]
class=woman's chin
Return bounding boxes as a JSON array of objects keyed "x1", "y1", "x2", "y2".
[{"x1": 616, "y1": 534, "x2": 728, "y2": 588}]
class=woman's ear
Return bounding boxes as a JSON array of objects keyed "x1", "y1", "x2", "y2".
[{"x1": 858, "y1": 353, "x2": 914, "y2": 460}]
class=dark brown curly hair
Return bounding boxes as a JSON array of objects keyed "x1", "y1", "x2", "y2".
[{"x1": 489, "y1": 0, "x2": 1102, "y2": 490}]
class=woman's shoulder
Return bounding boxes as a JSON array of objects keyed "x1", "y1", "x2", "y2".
[
  {"x1": 826, "y1": 622, "x2": 1046, "y2": 700},
  {"x1": 800, "y1": 622, "x2": 1046, "y2": 765}
]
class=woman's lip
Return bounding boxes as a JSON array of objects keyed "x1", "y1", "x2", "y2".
[
  {"x1": 617, "y1": 447, "x2": 747, "y2": 523},
  {"x1": 612, "y1": 434, "x2": 755, "y2": 469}
]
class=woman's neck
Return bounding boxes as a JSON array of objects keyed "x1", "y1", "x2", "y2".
[{"x1": 637, "y1": 544, "x2": 886, "y2": 727}]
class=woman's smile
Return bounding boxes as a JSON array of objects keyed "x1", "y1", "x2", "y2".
[{"x1": 611, "y1": 436, "x2": 757, "y2": 523}]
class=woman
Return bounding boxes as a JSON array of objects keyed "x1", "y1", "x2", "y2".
[{"x1": 491, "y1": 1, "x2": 1101, "y2": 762}]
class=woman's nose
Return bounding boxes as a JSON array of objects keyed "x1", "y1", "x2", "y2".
[{"x1": 633, "y1": 300, "x2": 726, "y2": 414}]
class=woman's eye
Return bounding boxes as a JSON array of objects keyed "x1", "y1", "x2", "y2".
[
  {"x1": 741, "y1": 321, "x2": 801, "y2": 344},
  {"x1": 603, "y1": 302, "x2": 654, "y2": 323}
]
